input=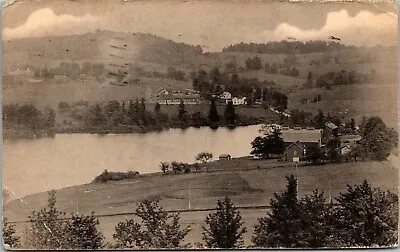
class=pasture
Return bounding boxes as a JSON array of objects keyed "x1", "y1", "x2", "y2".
[{"x1": 5, "y1": 159, "x2": 397, "y2": 246}]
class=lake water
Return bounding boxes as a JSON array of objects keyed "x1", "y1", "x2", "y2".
[{"x1": 3, "y1": 125, "x2": 262, "y2": 197}]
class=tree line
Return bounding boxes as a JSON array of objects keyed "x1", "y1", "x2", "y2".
[
  {"x1": 3, "y1": 104, "x2": 56, "y2": 137},
  {"x1": 4, "y1": 177, "x2": 397, "y2": 249},
  {"x1": 33, "y1": 62, "x2": 106, "y2": 81},
  {"x1": 80, "y1": 98, "x2": 258, "y2": 131},
  {"x1": 306, "y1": 70, "x2": 377, "y2": 89},
  {"x1": 222, "y1": 40, "x2": 350, "y2": 54},
  {"x1": 245, "y1": 55, "x2": 300, "y2": 77}
]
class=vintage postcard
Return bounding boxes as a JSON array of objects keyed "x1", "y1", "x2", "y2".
[{"x1": 2, "y1": 0, "x2": 398, "y2": 249}]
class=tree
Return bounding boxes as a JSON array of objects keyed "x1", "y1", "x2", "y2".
[
  {"x1": 191, "y1": 112, "x2": 206, "y2": 127},
  {"x1": 26, "y1": 190, "x2": 67, "y2": 249},
  {"x1": 350, "y1": 118, "x2": 356, "y2": 131},
  {"x1": 314, "y1": 110, "x2": 326, "y2": 129},
  {"x1": 224, "y1": 101, "x2": 236, "y2": 125},
  {"x1": 202, "y1": 197, "x2": 246, "y2": 248},
  {"x1": 44, "y1": 107, "x2": 56, "y2": 128},
  {"x1": 160, "y1": 162, "x2": 170, "y2": 174},
  {"x1": 304, "y1": 72, "x2": 314, "y2": 88},
  {"x1": 305, "y1": 144, "x2": 323, "y2": 164},
  {"x1": 154, "y1": 102, "x2": 161, "y2": 114},
  {"x1": 177, "y1": 100, "x2": 187, "y2": 125},
  {"x1": 25, "y1": 190, "x2": 104, "y2": 249},
  {"x1": 113, "y1": 199, "x2": 190, "y2": 249},
  {"x1": 332, "y1": 180, "x2": 398, "y2": 247},
  {"x1": 113, "y1": 219, "x2": 141, "y2": 248},
  {"x1": 297, "y1": 191, "x2": 335, "y2": 247},
  {"x1": 347, "y1": 143, "x2": 368, "y2": 162},
  {"x1": 3, "y1": 217, "x2": 21, "y2": 248},
  {"x1": 89, "y1": 104, "x2": 106, "y2": 127},
  {"x1": 250, "y1": 129, "x2": 284, "y2": 159},
  {"x1": 139, "y1": 98, "x2": 147, "y2": 126},
  {"x1": 196, "y1": 152, "x2": 213, "y2": 164},
  {"x1": 359, "y1": 116, "x2": 398, "y2": 161},
  {"x1": 106, "y1": 101, "x2": 121, "y2": 118},
  {"x1": 208, "y1": 99, "x2": 220, "y2": 123},
  {"x1": 253, "y1": 175, "x2": 301, "y2": 248},
  {"x1": 326, "y1": 137, "x2": 341, "y2": 163},
  {"x1": 63, "y1": 212, "x2": 104, "y2": 249}
]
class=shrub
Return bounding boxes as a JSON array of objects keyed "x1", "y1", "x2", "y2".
[
  {"x1": 92, "y1": 170, "x2": 139, "y2": 183},
  {"x1": 113, "y1": 199, "x2": 190, "y2": 249},
  {"x1": 202, "y1": 197, "x2": 246, "y2": 248},
  {"x1": 3, "y1": 217, "x2": 21, "y2": 248}
]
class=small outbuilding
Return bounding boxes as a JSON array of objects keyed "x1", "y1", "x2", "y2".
[{"x1": 219, "y1": 154, "x2": 232, "y2": 160}]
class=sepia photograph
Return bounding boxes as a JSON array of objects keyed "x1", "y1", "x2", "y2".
[{"x1": 2, "y1": 0, "x2": 399, "y2": 249}]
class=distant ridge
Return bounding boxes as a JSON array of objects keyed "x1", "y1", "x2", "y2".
[
  {"x1": 222, "y1": 40, "x2": 355, "y2": 54},
  {"x1": 2, "y1": 30, "x2": 204, "y2": 72}
]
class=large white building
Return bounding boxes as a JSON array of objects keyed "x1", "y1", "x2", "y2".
[{"x1": 231, "y1": 97, "x2": 247, "y2": 106}]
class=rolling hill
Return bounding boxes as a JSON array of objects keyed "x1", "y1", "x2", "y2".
[
  {"x1": 2, "y1": 30, "x2": 207, "y2": 73},
  {"x1": 2, "y1": 32, "x2": 397, "y2": 128}
]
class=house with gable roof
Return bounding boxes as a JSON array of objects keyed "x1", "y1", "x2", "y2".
[{"x1": 281, "y1": 128, "x2": 323, "y2": 161}]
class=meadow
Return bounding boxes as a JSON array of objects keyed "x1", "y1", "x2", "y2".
[{"x1": 5, "y1": 158, "x2": 397, "y2": 246}]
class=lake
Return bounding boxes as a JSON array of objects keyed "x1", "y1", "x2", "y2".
[{"x1": 3, "y1": 125, "x2": 262, "y2": 197}]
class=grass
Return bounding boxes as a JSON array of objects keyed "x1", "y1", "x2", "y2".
[
  {"x1": 5, "y1": 159, "x2": 397, "y2": 246},
  {"x1": 287, "y1": 82, "x2": 398, "y2": 128}
]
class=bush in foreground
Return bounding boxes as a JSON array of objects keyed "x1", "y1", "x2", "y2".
[
  {"x1": 25, "y1": 190, "x2": 104, "y2": 249},
  {"x1": 202, "y1": 197, "x2": 247, "y2": 248},
  {"x1": 113, "y1": 199, "x2": 190, "y2": 249},
  {"x1": 252, "y1": 176, "x2": 398, "y2": 248},
  {"x1": 3, "y1": 217, "x2": 21, "y2": 248}
]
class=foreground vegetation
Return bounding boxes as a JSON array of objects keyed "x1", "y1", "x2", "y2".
[
  {"x1": 4, "y1": 159, "x2": 397, "y2": 247},
  {"x1": 4, "y1": 175, "x2": 397, "y2": 249}
]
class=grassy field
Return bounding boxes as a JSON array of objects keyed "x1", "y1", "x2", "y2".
[
  {"x1": 287, "y1": 82, "x2": 398, "y2": 128},
  {"x1": 2, "y1": 76, "x2": 192, "y2": 108},
  {"x1": 4, "y1": 159, "x2": 397, "y2": 246}
]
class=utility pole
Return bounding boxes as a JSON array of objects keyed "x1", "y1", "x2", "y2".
[
  {"x1": 188, "y1": 182, "x2": 191, "y2": 210},
  {"x1": 76, "y1": 188, "x2": 79, "y2": 214},
  {"x1": 296, "y1": 161, "x2": 299, "y2": 200}
]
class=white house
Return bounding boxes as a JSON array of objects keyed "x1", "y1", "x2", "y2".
[
  {"x1": 231, "y1": 97, "x2": 247, "y2": 106},
  {"x1": 220, "y1": 92, "x2": 232, "y2": 100}
]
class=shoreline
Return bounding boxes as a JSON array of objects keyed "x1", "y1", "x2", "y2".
[{"x1": 3, "y1": 120, "x2": 265, "y2": 140}]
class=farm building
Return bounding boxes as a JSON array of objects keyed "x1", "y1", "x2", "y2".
[
  {"x1": 219, "y1": 91, "x2": 232, "y2": 100},
  {"x1": 281, "y1": 128, "x2": 323, "y2": 162},
  {"x1": 219, "y1": 154, "x2": 232, "y2": 160},
  {"x1": 285, "y1": 141, "x2": 307, "y2": 161},
  {"x1": 323, "y1": 122, "x2": 339, "y2": 140},
  {"x1": 155, "y1": 88, "x2": 202, "y2": 105},
  {"x1": 226, "y1": 97, "x2": 247, "y2": 105}
]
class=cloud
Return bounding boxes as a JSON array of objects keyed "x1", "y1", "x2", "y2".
[
  {"x1": 3, "y1": 8, "x2": 100, "y2": 39},
  {"x1": 261, "y1": 10, "x2": 397, "y2": 46},
  {"x1": 2, "y1": 7, "x2": 397, "y2": 49}
]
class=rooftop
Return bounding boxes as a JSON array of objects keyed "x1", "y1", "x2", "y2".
[
  {"x1": 325, "y1": 122, "x2": 338, "y2": 130},
  {"x1": 158, "y1": 93, "x2": 201, "y2": 100},
  {"x1": 281, "y1": 129, "x2": 322, "y2": 143}
]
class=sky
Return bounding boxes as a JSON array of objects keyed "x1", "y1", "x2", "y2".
[{"x1": 2, "y1": 0, "x2": 398, "y2": 51}]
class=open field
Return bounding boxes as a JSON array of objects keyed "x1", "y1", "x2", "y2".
[
  {"x1": 5, "y1": 159, "x2": 397, "y2": 246},
  {"x1": 2, "y1": 77, "x2": 192, "y2": 108},
  {"x1": 287, "y1": 82, "x2": 398, "y2": 128}
]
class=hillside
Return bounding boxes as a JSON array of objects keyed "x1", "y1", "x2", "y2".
[
  {"x1": 4, "y1": 159, "x2": 397, "y2": 246},
  {"x1": 2, "y1": 30, "x2": 204, "y2": 72},
  {"x1": 2, "y1": 32, "x2": 397, "y2": 129}
]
